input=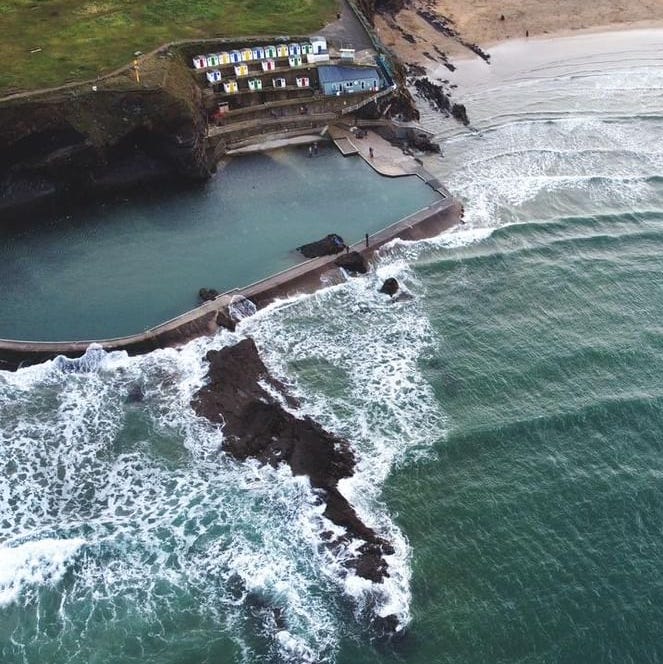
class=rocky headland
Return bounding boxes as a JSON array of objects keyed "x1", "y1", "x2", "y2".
[{"x1": 0, "y1": 52, "x2": 210, "y2": 222}]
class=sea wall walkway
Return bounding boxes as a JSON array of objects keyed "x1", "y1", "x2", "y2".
[{"x1": 0, "y1": 197, "x2": 460, "y2": 371}]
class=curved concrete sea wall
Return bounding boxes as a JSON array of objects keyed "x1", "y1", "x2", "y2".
[{"x1": 0, "y1": 197, "x2": 460, "y2": 371}]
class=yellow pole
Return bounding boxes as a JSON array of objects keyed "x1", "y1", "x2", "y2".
[{"x1": 133, "y1": 59, "x2": 140, "y2": 84}]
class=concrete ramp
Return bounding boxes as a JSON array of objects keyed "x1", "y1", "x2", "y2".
[
  {"x1": 332, "y1": 136, "x2": 358, "y2": 156},
  {"x1": 327, "y1": 125, "x2": 359, "y2": 156}
]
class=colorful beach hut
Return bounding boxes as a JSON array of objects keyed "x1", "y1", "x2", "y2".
[
  {"x1": 206, "y1": 70, "x2": 222, "y2": 84},
  {"x1": 288, "y1": 43, "x2": 302, "y2": 56},
  {"x1": 229, "y1": 50, "x2": 242, "y2": 64},
  {"x1": 223, "y1": 79, "x2": 238, "y2": 93},
  {"x1": 276, "y1": 44, "x2": 289, "y2": 58},
  {"x1": 206, "y1": 53, "x2": 220, "y2": 67},
  {"x1": 252, "y1": 46, "x2": 265, "y2": 60},
  {"x1": 272, "y1": 77, "x2": 287, "y2": 88},
  {"x1": 234, "y1": 64, "x2": 249, "y2": 77},
  {"x1": 264, "y1": 45, "x2": 277, "y2": 58},
  {"x1": 261, "y1": 59, "x2": 276, "y2": 72},
  {"x1": 248, "y1": 78, "x2": 263, "y2": 91},
  {"x1": 296, "y1": 76, "x2": 310, "y2": 88},
  {"x1": 218, "y1": 51, "x2": 231, "y2": 65},
  {"x1": 192, "y1": 55, "x2": 207, "y2": 69},
  {"x1": 301, "y1": 43, "x2": 313, "y2": 55},
  {"x1": 288, "y1": 55, "x2": 303, "y2": 68},
  {"x1": 241, "y1": 48, "x2": 253, "y2": 62}
]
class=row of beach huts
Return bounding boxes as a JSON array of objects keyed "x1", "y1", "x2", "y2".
[
  {"x1": 208, "y1": 75, "x2": 311, "y2": 94},
  {"x1": 192, "y1": 37, "x2": 329, "y2": 70},
  {"x1": 204, "y1": 56, "x2": 310, "y2": 85}
]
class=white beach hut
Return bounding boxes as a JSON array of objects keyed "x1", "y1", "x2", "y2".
[
  {"x1": 206, "y1": 70, "x2": 222, "y2": 84},
  {"x1": 310, "y1": 36, "x2": 327, "y2": 54},
  {"x1": 272, "y1": 77, "x2": 287, "y2": 88},
  {"x1": 296, "y1": 76, "x2": 310, "y2": 88}
]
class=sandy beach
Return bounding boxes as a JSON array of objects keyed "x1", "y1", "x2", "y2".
[{"x1": 376, "y1": 0, "x2": 663, "y2": 64}]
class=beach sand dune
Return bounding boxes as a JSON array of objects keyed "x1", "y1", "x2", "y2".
[{"x1": 377, "y1": 0, "x2": 663, "y2": 63}]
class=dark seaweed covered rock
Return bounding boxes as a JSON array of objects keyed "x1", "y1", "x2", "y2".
[
  {"x1": 297, "y1": 233, "x2": 346, "y2": 258},
  {"x1": 198, "y1": 287, "x2": 219, "y2": 301},
  {"x1": 379, "y1": 277, "x2": 399, "y2": 296},
  {"x1": 191, "y1": 338, "x2": 395, "y2": 588}
]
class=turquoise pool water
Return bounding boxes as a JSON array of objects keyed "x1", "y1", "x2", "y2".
[{"x1": 0, "y1": 146, "x2": 438, "y2": 341}]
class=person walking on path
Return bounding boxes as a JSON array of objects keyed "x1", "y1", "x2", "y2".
[{"x1": 369, "y1": 147, "x2": 374, "y2": 159}]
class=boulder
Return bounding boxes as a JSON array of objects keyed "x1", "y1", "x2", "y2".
[
  {"x1": 334, "y1": 251, "x2": 368, "y2": 274},
  {"x1": 379, "y1": 277, "x2": 399, "y2": 296},
  {"x1": 297, "y1": 233, "x2": 346, "y2": 258},
  {"x1": 198, "y1": 287, "x2": 219, "y2": 302}
]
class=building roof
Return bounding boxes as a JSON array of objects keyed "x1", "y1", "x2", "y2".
[{"x1": 317, "y1": 65, "x2": 380, "y2": 85}]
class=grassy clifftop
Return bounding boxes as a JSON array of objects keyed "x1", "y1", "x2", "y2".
[{"x1": 0, "y1": 0, "x2": 337, "y2": 95}]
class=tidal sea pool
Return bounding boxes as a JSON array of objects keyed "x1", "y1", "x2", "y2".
[{"x1": 0, "y1": 146, "x2": 439, "y2": 341}]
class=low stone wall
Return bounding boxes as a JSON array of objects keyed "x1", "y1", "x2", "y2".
[{"x1": 0, "y1": 197, "x2": 460, "y2": 371}]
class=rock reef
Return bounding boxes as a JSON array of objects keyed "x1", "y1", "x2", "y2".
[{"x1": 191, "y1": 338, "x2": 396, "y2": 588}]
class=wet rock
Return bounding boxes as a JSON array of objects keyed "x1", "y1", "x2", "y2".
[
  {"x1": 215, "y1": 308, "x2": 236, "y2": 332},
  {"x1": 379, "y1": 277, "x2": 399, "y2": 296},
  {"x1": 372, "y1": 613, "x2": 405, "y2": 639},
  {"x1": 413, "y1": 77, "x2": 470, "y2": 126},
  {"x1": 334, "y1": 251, "x2": 368, "y2": 274},
  {"x1": 297, "y1": 233, "x2": 346, "y2": 258},
  {"x1": 191, "y1": 338, "x2": 394, "y2": 582},
  {"x1": 451, "y1": 102, "x2": 469, "y2": 125},
  {"x1": 198, "y1": 287, "x2": 219, "y2": 302}
]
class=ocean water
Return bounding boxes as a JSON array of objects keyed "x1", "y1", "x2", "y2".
[{"x1": 3, "y1": 29, "x2": 663, "y2": 664}]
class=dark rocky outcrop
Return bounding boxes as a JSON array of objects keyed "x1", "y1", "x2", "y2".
[
  {"x1": 379, "y1": 277, "x2": 399, "y2": 296},
  {"x1": 191, "y1": 338, "x2": 395, "y2": 589},
  {"x1": 297, "y1": 233, "x2": 346, "y2": 259},
  {"x1": 198, "y1": 287, "x2": 219, "y2": 302},
  {"x1": 334, "y1": 251, "x2": 368, "y2": 274},
  {"x1": 413, "y1": 77, "x2": 470, "y2": 125},
  {"x1": 416, "y1": 8, "x2": 491, "y2": 63}
]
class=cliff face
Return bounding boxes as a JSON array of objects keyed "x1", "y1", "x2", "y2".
[{"x1": 0, "y1": 55, "x2": 210, "y2": 222}]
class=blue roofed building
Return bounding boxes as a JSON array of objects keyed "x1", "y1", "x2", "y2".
[{"x1": 317, "y1": 65, "x2": 382, "y2": 96}]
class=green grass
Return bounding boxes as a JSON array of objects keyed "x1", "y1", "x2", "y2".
[{"x1": 0, "y1": 0, "x2": 338, "y2": 95}]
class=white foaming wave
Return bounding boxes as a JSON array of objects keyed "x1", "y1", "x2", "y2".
[
  {"x1": 435, "y1": 112, "x2": 663, "y2": 230},
  {"x1": 242, "y1": 260, "x2": 447, "y2": 628},
  {"x1": 0, "y1": 331, "x2": 347, "y2": 662},
  {"x1": 0, "y1": 538, "x2": 85, "y2": 607}
]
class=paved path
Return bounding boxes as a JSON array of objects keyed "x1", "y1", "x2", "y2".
[
  {"x1": 328, "y1": 124, "x2": 417, "y2": 176},
  {"x1": 327, "y1": 124, "x2": 452, "y2": 197}
]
